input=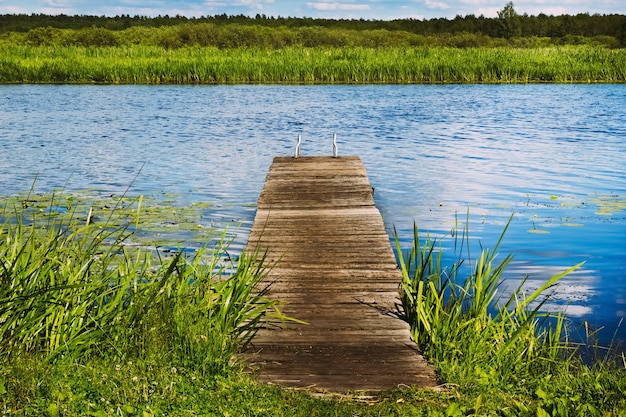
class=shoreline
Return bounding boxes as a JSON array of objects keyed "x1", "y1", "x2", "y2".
[{"x1": 1, "y1": 45, "x2": 625, "y2": 84}]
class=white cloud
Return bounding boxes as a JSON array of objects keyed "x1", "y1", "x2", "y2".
[
  {"x1": 457, "y1": 0, "x2": 487, "y2": 5},
  {"x1": 0, "y1": 6, "x2": 26, "y2": 13},
  {"x1": 226, "y1": 0, "x2": 275, "y2": 6},
  {"x1": 205, "y1": 0, "x2": 274, "y2": 7},
  {"x1": 307, "y1": 2, "x2": 370, "y2": 11},
  {"x1": 424, "y1": 0, "x2": 450, "y2": 10},
  {"x1": 42, "y1": 0, "x2": 76, "y2": 7},
  {"x1": 522, "y1": 6, "x2": 570, "y2": 16},
  {"x1": 0, "y1": 0, "x2": 622, "y2": 20},
  {"x1": 473, "y1": 7, "x2": 500, "y2": 17},
  {"x1": 200, "y1": 0, "x2": 276, "y2": 14}
]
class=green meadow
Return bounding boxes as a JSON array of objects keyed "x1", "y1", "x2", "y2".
[
  {"x1": 1, "y1": 193, "x2": 625, "y2": 416},
  {"x1": 1, "y1": 44, "x2": 625, "y2": 84}
]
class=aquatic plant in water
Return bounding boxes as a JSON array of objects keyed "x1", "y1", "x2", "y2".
[
  {"x1": 396, "y1": 214, "x2": 584, "y2": 387},
  {"x1": 0, "y1": 189, "x2": 223, "y2": 252},
  {"x1": 0, "y1": 190, "x2": 287, "y2": 374}
]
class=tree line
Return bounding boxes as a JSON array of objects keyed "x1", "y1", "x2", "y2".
[{"x1": 0, "y1": 2, "x2": 624, "y2": 48}]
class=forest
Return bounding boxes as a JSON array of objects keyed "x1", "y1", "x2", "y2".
[{"x1": 0, "y1": 2, "x2": 625, "y2": 49}]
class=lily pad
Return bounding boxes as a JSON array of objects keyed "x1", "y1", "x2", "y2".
[
  {"x1": 588, "y1": 194, "x2": 626, "y2": 216},
  {"x1": 527, "y1": 229, "x2": 550, "y2": 234},
  {"x1": 0, "y1": 190, "x2": 222, "y2": 253}
]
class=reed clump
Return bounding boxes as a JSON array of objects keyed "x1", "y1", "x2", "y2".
[
  {"x1": 396, "y1": 216, "x2": 626, "y2": 415},
  {"x1": 0, "y1": 44, "x2": 624, "y2": 84},
  {"x1": 0, "y1": 192, "x2": 285, "y2": 373}
]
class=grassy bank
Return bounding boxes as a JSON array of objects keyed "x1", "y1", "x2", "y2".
[
  {"x1": 1, "y1": 194, "x2": 625, "y2": 416},
  {"x1": 1, "y1": 44, "x2": 624, "y2": 84},
  {"x1": 397, "y1": 219, "x2": 626, "y2": 415}
]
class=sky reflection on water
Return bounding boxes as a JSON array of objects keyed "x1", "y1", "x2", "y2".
[{"x1": 1, "y1": 83, "x2": 625, "y2": 346}]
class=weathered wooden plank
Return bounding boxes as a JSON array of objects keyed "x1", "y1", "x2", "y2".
[{"x1": 243, "y1": 155, "x2": 437, "y2": 393}]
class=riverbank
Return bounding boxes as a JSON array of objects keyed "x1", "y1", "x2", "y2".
[
  {"x1": 1, "y1": 45, "x2": 625, "y2": 84},
  {"x1": 1, "y1": 193, "x2": 625, "y2": 416}
]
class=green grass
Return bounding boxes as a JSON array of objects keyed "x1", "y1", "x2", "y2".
[
  {"x1": 396, "y1": 215, "x2": 626, "y2": 415},
  {"x1": 0, "y1": 44, "x2": 624, "y2": 84},
  {"x1": 1, "y1": 196, "x2": 625, "y2": 416},
  {"x1": 397, "y1": 216, "x2": 579, "y2": 379},
  {"x1": 0, "y1": 190, "x2": 287, "y2": 368}
]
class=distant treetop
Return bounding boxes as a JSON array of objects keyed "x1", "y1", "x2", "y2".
[{"x1": 0, "y1": 8, "x2": 624, "y2": 47}]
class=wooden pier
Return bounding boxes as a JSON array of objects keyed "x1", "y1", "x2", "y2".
[{"x1": 244, "y1": 156, "x2": 437, "y2": 393}]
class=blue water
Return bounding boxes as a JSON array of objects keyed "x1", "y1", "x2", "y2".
[{"x1": 1, "y1": 84, "x2": 625, "y2": 346}]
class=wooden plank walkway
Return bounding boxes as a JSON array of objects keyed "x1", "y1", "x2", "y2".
[{"x1": 243, "y1": 156, "x2": 437, "y2": 393}]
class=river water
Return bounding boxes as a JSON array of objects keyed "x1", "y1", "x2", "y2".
[{"x1": 1, "y1": 84, "x2": 625, "y2": 346}]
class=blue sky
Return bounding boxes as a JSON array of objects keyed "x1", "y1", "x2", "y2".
[{"x1": 0, "y1": 0, "x2": 622, "y2": 20}]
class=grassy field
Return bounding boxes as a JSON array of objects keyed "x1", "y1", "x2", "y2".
[
  {"x1": 1, "y1": 44, "x2": 624, "y2": 84},
  {"x1": 1, "y1": 193, "x2": 625, "y2": 416}
]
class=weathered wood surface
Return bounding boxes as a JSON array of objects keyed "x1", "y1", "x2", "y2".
[{"x1": 244, "y1": 156, "x2": 437, "y2": 393}]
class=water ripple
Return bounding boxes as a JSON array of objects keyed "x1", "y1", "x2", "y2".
[{"x1": 0, "y1": 84, "x2": 625, "y2": 346}]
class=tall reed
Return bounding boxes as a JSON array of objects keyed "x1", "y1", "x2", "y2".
[
  {"x1": 1, "y1": 45, "x2": 624, "y2": 84},
  {"x1": 0, "y1": 194, "x2": 284, "y2": 374},
  {"x1": 396, "y1": 215, "x2": 584, "y2": 387}
]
